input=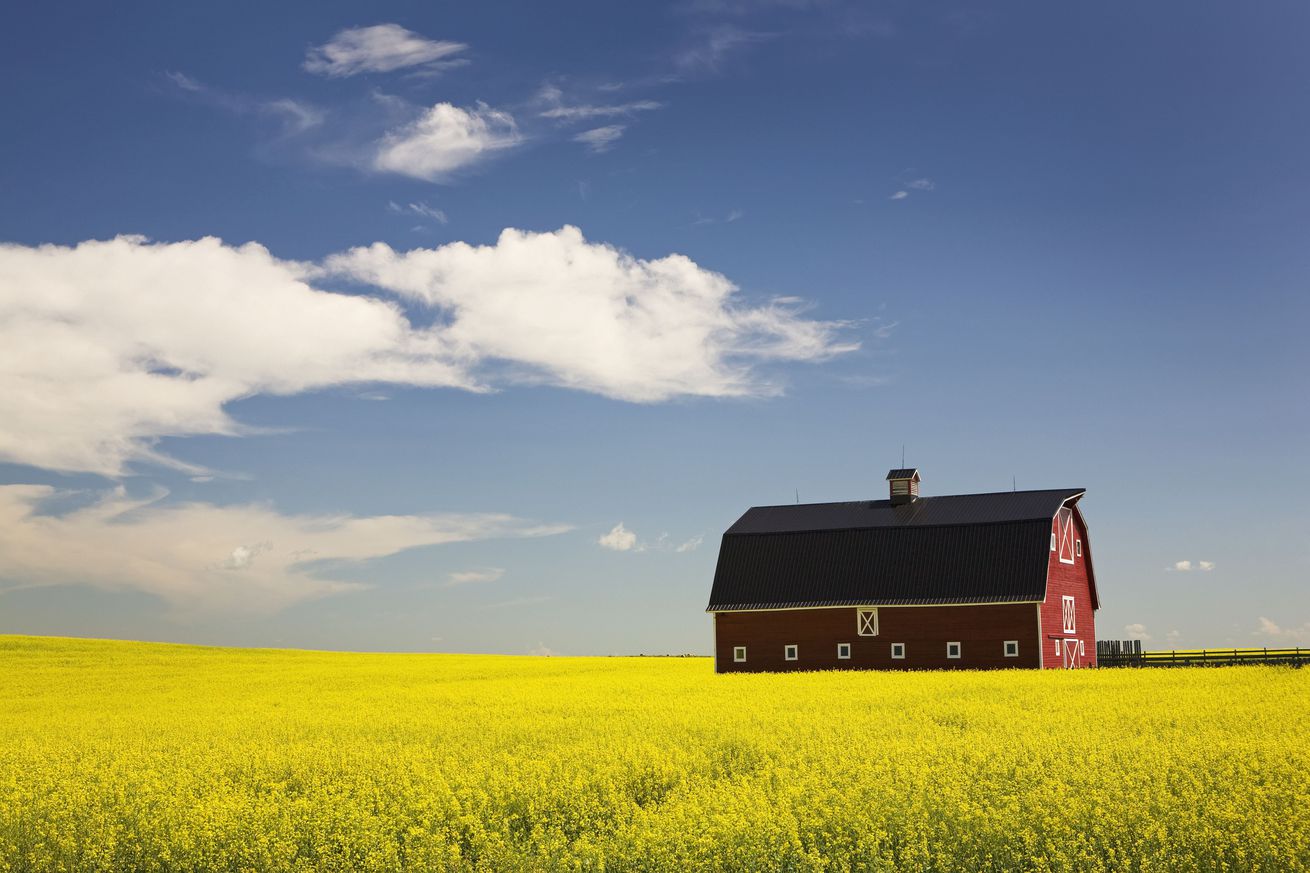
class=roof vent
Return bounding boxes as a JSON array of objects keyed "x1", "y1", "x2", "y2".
[{"x1": 886, "y1": 468, "x2": 920, "y2": 505}]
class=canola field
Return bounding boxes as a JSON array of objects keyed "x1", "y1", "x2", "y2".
[{"x1": 1, "y1": 635, "x2": 1308, "y2": 872}]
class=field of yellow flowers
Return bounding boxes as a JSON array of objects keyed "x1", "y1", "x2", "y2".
[{"x1": 1, "y1": 635, "x2": 1307, "y2": 872}]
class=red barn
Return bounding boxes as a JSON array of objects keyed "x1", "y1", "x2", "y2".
[{"x1": 707, "y1": 469, "x2": 1098, "y2": 672}]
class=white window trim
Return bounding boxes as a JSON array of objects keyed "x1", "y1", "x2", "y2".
[
  {"x1": 1004, "y1": 640, "x2": 1019, "y2": 657},
  {"x1": 857, "y1": 608, "x2": 879, "y2": 637},
  {"x1": 891, "y1": 643, "x2": 906, "y2": 660},
  {"x1": 784, "y1": 644, "x2": 798, "y2": 661},
  {"x1": 1075, "y1": 539, "x2": 1082, "y2": 557},
  {"x1": 733, "y1": 646, "x2": 747, "y2": 663},
  {"x1": 1062, "y1": 595, "x2": 1076, "y2": 634},
  {"x1": 947, "y1": 641, "x2": 962, "y2": 659},
  {"x1": 1054, "y1": 639, "x2": 1061, "y2": 655},
  {"x1": 1051, "y1": 532, "x2": 1056, "y2": 551},
  {"x1": 837, "y1": 642, "x2": 851, "y2": 660}
]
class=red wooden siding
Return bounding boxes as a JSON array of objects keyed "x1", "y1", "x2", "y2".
[
  {"x1": 1040, "y1": 506, "x2": 1097, "y2": 668},
  {"x1": 714, "y1": 603, "x2": 1041, "y2": 673}
]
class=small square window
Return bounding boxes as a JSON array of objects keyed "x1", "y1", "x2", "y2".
[
  {"x1": 784, "y1": 644, "x2": 798, "y2": 661},
  {"x1": 1075, "y1": 540, "x2": 1082, "y2": 557},
  {"x1": 837, "y1": 642, "x2": 851, "y2": 660},
  {"x1": 733, "y1": 646, "x2": 746, "y2": 663},
  {"x1": 947, "y1": 641, "x2": 962, "y2": 659},
  {"x1": 1004, "y1": 640, "x2": 1019, "y2": 658},
  {"x1": 891, "y1": 643, "x2": 906, "y2": 659}
]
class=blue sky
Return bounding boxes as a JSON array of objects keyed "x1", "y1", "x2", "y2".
[{"x1": 1, "y1": 1, "x2": 1307, "y2": 653}]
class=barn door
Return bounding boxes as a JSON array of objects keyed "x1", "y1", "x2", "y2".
[{"x1": 1062, "y1": 638, "x2": 1082, "y2": 669}]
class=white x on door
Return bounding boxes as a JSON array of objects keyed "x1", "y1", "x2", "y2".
[{"x1": 1062, "y1": 638, "x2": 1082, "y2": 669}]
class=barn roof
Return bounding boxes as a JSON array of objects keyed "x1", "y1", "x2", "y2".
[{"x1": 707, "y1": 488, "x2": 1084, "y2": 611}]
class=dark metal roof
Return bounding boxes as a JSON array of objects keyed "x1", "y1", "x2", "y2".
[
  {"x1": 885, "y1": 468, "x2": 919, "y2": 480},
  {"x1": 708, "y1": 489, "x2": 1084, "y2": 611},
  {"x1": 726, "y1": 489, "x2": 1083, "y2": 535}
]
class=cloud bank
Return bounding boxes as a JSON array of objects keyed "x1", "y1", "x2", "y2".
[
  {"x1": 0, "y1": 229, "x2": 854, "y2": 476},
  {"x1": 0, "y1": 485, "x2": 565, "y2": 615}
]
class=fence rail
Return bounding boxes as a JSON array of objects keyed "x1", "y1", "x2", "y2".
[{"x1": 1096, "y1": 639, "x2": 1308, "y2": 668}]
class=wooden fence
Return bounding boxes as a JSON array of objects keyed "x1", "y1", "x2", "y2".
[{"x1": 1096, "y1": 639, "x2": 1308, "y2": 668}]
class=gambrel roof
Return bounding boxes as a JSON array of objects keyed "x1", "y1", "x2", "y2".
[{"x1": 707, "y1": 489, "x2": 1085, "y2": 611}]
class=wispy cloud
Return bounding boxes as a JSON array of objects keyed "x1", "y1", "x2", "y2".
[
  {"x1": 574, "y1": 125, "x2": 626, "y2": 153},
  {"x1": 599, "y1": 524, "x2": 704, "y2": 554},
  {"x1": 1257, "y1": 616, "x2": 1310, "y2": 644},
  {"x1": 691, "y1": 208, "x2": 745, "y2": 226},
  {"x1": 672, "y1": 26, "x2": 771, "y2": 77},
  {"x1": 388, "y1": 200, "x2": 449, "y2": 224},
  {"x1": 304, "y1": 24, "x2": 468, "y2": 78},
  {"x1": 537, "y1": 84, "x2": 664, "y2": 121},
  {"x1": 447, "y1": 567, "x2": 504, "y2": 586},
  {"x1": 0, "y1": 485, "x2": 565, "y2": 615},
  {"x1": 675, "y1": 534, "x2": 705, "y2": 553},
  {"x1": 0, "y1": 229, "x2": 854, "y2": 475},
  {"x1": 889, "y1": 178, "x2": 934, "y2": 202},
  {"x1": 164, "y1": 71, "x2": 324, "y2": 135},
  {"x1": 372, "y1": 102, "x2": 521, "y2": 181},
  {"x1": 1166, "y1": 560, "x2": 1215, "y2": 572}
]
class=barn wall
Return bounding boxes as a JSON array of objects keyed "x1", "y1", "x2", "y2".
[
  {"x1": 714, "y1": 604, "x2": 1041, "y2": 673},
  {"x1": 1041, "y1": 507, "x2": 1098, "y2": 668}
]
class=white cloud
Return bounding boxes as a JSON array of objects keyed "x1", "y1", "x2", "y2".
[
  {"x1": 1198, "y1": 560, "x2": 1215, "y2": 571},
  {"x1": 0, "y1": 235, "x2": 470, "y2": 476},
  {"x1": 304, "y1": 24, "x2": 468, "y2": 78},
  {"x1": 598, "y1": 522, "x2": 638, "y2": 551},
  {"x1": 1124, "y1": 623, "x2": 1151, "y2": 641},
  {"x1": 0, "y1": 230, "x2": 853, "y2": 476},
  {"x1": 1256, "y1": 617, "x2": 1310, "y2": 643},
  {"x1": 1167, "y1": 560, "x2": 1193, "y2": 571},
  {"x1": 574, "y1": 125, "x2": 625, "y2": 153},
  {"x1": 1166, "y1": 629, "x2": 1182, "y2": 644},
  {"x1": 527, "y1": 642, "x2": 560, "y2": 656},
  {"x1": 0, "y1": 485, "x2": 566, "y2": 615},
  {"x1": 447, "y1": 567, "x2": 504, "y2": 586},
  {"x1": 327, "y1": 225, "x2": 856, "y2": 403},
  {"x1": 889, "y1": 191, "x2": 908, "y2": 201},
  {"x1": 373, "y1": 102, "x2": 520, "y2": 181},
  {"x1": 388, "y1": 200, "x2": 448, "y2": 224},
  {"x1": 675, "y1": 534, "x2": 705, "y2": 553}
]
